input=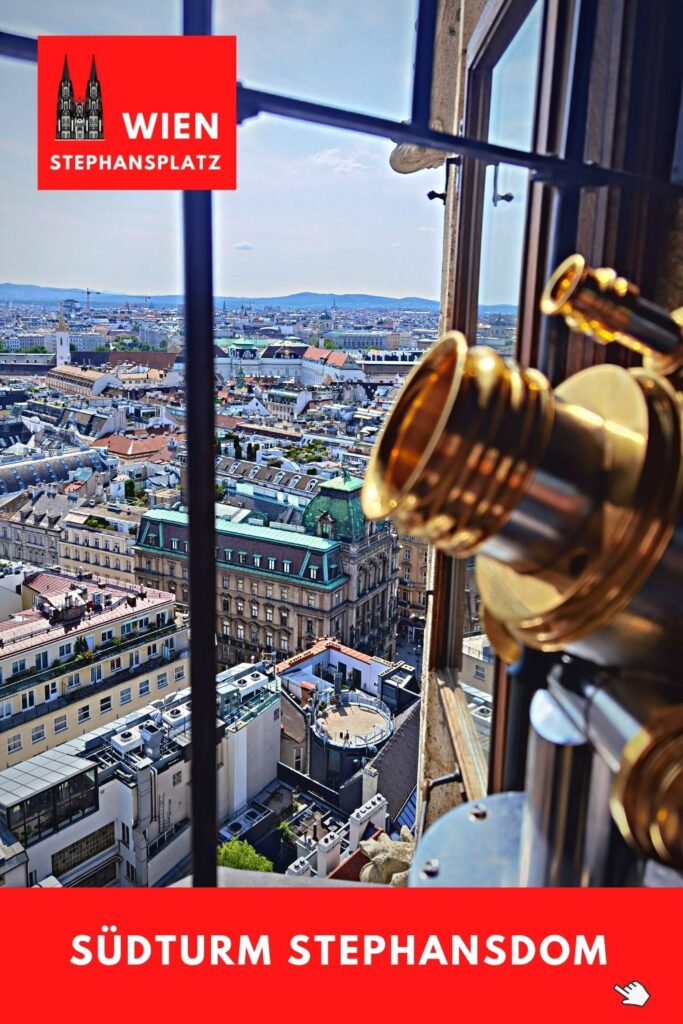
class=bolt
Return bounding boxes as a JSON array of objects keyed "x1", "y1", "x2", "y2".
[
  {"x1": 419, "y1": 858, "x2": 440, "y2": 879},
  {"x1": 468, "y1": 803, "x2": 488, "y2": 821}
]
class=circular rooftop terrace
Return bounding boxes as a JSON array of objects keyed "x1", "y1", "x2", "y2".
[{"x1": 313, "y1": 692, "x2": 392, "y2": 749}]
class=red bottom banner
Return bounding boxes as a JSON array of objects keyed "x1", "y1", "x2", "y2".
[{"x1": 1, "y1": 887, "x2": 677, "y2": 1020}]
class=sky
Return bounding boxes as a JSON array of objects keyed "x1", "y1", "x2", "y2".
[{"x1": 0, "y1": 1, "x2": 536, "y2": 304}]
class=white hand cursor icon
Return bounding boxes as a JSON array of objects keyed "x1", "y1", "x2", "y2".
[{"x1": 614, "y1": 981, "x2": 650, "y2": 1006}]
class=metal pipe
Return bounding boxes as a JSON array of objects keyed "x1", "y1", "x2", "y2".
[
  {"x1": 519, "y1": 689, "x2": 593, "y2": 885},
  {"x1": 183, "y1": 0, "x2": 217, "y2": 889}
]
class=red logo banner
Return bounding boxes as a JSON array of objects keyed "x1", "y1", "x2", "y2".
[{"x1": 38, "y1": 36, "x2": 237, "y2": 190}]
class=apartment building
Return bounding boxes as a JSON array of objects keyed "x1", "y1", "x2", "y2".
[
  {"x1": 396, "y1": 532, "x2": 430, "y2": 644},
  {"x1": 0, "y1": 570, "x2": 189, "y2": 769},
  {"x1": 0, "y1": 487, "x2": 74, "y2": 568},
  {"x1": 59, "y1": 502, "x2": 143, "y2": 583},
  {"x1": 0, "y1": 661, "x2": 280, "y2": 888},
  {"x1": 135, "y1": 474, "x2": 398, "y2": 667}
]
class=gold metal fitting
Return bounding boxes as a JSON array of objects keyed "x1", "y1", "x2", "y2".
[
  {"x1": 541, "y1": 253, "x2": 683, "y2": 375},
  {"x1": 362, "y1": 309, "x2": 683, "y2": 674},
  {"x1": 362, "y1": 332, "x2": 553, "y2": 556}
]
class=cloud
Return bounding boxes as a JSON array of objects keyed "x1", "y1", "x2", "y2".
[
  {"x1": 234, "y1": 242, "x2": 253, "y2": 251},
  {"x1": 308, "y1": 148, "x2": 371, "y2": 176}
]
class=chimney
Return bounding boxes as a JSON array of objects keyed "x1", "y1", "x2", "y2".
[
  {"x1": 286, "y1": 856, "x2": 312, "y2": 878},
  {"x1": 349, "y1": 794, "x2": 388, "y2": 852},
  {"x1": 316, "y1": 830, "x2": 341, "y2": 876}
]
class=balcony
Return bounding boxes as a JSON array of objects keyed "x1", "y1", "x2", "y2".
[
  {"x1": 0, "y1": 621, "x2": 180, "y2": 698},
  {"x1": 0, "y1": 634, "x2": 189, "y2": 733}
]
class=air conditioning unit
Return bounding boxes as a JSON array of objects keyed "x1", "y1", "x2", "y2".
[
  {"x1": 162, "y1": 702, "x2": 191, "y2": 732},
  {"x1": 111, "y1": 727, "x2": 143, "y2": 756}
]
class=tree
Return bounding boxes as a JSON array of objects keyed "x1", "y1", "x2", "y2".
[
  {"x1": 215, "y1": 482, "x2": 227, "y2": 501},
  {"x1": 159, "y1": 339, "x2": 168, "y2": 351},
  {"x1": 216, "y1": 839, "x2": 273, "y2": 873},
  {"x1": 215, "y1": 437, "x2": 222, "y2": 457},
  {"x1": 246, "y1": 442, "x2": 255, "y2": 461},
  {"x1": 322, "y1": 338, "x2": 337, "y2": 349},
  {"x1": 124, "y1": 479, "x2": 135, "y2": 500},
  {"x1": 234, "y1": 438, "x2": 243, "y2": 460}
]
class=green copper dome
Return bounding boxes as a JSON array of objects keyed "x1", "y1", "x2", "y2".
[{"x1": 303, "y1": 471, "x2": 367, "y2": 543}]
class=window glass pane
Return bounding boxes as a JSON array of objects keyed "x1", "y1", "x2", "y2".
[
  {"x1": 476, "y1": 2, "x2": 542, "y2": 350},
  {"x1": 216, "y1": 0, "x2": 419, "y2": 121}
]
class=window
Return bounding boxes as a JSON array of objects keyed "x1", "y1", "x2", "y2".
[
  {"x1": 0, "y1": 698, "x2": 12, "y2": 719},
  {"x1": 236, "y1": 599, "x2": 244, "y2": 615},
  {"x1": 250, "y1": 627, "x2": 258, "y2": 643},
  {"x1": 100, "y1": 696, "x2": 112, "y2": 714},
  {"x1": 44, "y1": 681, "x2": 58, "y2": 702},
  {"x1": 120, "y1": 687, "x2": 132, "y2": 706},
  {"x1": 129, "y1": 652, "x2": 140, "y2": 669},
  {"x1": 253, "y1": 554, "x2": 261, "y2": 567},
  {"x1": 224, "y1": 550, "x2": 232, "y2": 563},
  {"x1": 7, "y1": 734, "x2": 21, "y2": 754},
  {"x1": 222, "y1": 597, "x2": 230, "y2": 613},
  {"x1": 174, "y1": 666, "x2": 185, "y2": 682},
  {"x1": 139, "y1": 679, "x2": 150, "y2": 697},
  {"x1": 101, "y1": 629, "x2": 113, "y2": 644},
  {"x1": 67, "y1": 672, "x2": 80, "y2": 690},
  {"x1": 121, "y1": 621, "x2": 133, "y2": 636},
  {"x1": 148, "y1": 643, "x2": 158, "y2": 658},
  {"x1": 280, "y1": 588, "x2": 288, "y2": 601},
  {"x1": 78, "y1": 706, "x2": 90, "y2": 724},
  {"x1": 237, "y1": 577, "x2": 244, "y2": 592},
  {"x1": 12, "y1": 659, "x2": 26, "y2": 676},
  {"x1": 58, "y1": 642, "x2": 72, "y2": 658},
  {"x1": 265, "y1": 605, "x2": 273, "y2": 622},
  {"x1": 54, "y1": 714, "x2": 67, "y2": 734},
  {"x1": 21, "y1": 691, "x2": 35, "y2": 711},
  {"x1": 279, "y1": 636, "x2": 289, "y2": 653},
  {"x1": 280, "y1": 611, "x2": 288, "y2": 627},
  {"x1": 266, "y1": 585, "x2": 273, "y2": 598},
  {"x1": 171, "y1": 538, "x2": 179, "y2": 550},
  {"x1": 268, "y1": 557, "x2": 276, "y2": 571},
  {"x1": 236, "y1": 623, "x2": 245, "y2": 641},
  {"x1": 121, "y1": 822, "x2": 130, "y2": 847},
  {"x1": 265, "y1": 631, "x2": 273, "y2": 649},
  {"x1": 309, "y1": 567, "x2": 318, "y2": 579},
  {"x1": 31, "y1": 725, "x2": 45, "y2": 744},
  {"x1": 251, "y1": 581, "x2": 258, "y2": 595},
  {"x1": 157, "y1": 672, "x2": 168, "y2": 689},
  {"x1": 110, "y1": 656, "x2": 122, "y2": 673},
  {"x1": 251, "y1": 603, "x2": 258, "y2": 618},
  {"x1": 294, "y1": 747, "x2": 303, "y2": 772},
  {"x1": 173, "y1": 771, "x2": 183, "y2": 786},
  {"x1": 283, "y1": 560, "x2": 291, "y2": 574},
  {"x1": 222, "y1": 622, "x2": 230, "y2": 638},
  {"x1": 308, "y1": 594, "x2": 316, "y2": 608},
  {"x1": 51, "y1": 822, "x2": 115, "y2": 877},
  {"x1": 238, "y1": 551, "x2": 246, "y2": 564}
]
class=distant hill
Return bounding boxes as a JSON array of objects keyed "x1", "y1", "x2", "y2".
[{"x1": 0, "y1": 282, "x2": 440, "y2": 312}]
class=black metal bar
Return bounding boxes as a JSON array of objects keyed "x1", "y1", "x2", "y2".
[
  {"x1": 236, "y1": 84, "x2": 680, "y2": 193},
  {"x1": 411, "y1": 0, "x2": 438, "y2": 128},
  {"x1": 2, "y1": 27, "x2": 680, "y2": 194},
  {"x1": 183, "y1": 0, "x2": 217, "y2": 888},
  {"x1": 0, "y1": 31, "x2": 36, "y2": 61}
]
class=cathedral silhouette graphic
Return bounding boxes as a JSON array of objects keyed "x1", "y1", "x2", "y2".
[{"x1": 56, "y1": 55, "x2": 103, "y2": 140}]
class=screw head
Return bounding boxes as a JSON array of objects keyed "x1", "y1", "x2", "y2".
[
  {"x1": 419, "y1": 858, "x2": 440, "y2": 878},
  {"x1": 468, "y1": 803, "x2": 488, "y2": 821}
]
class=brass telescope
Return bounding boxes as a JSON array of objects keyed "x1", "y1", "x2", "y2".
[
  {"x1": 362, "y1": 256, "x2": 683, "y2": 674},
  {"x1": 363, "y1": 255, "x2": 683, "y2": 872}
]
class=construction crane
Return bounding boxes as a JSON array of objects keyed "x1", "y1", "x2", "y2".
[{"x1": 82, "y1": 287, "x2": 101, "y2": 316}]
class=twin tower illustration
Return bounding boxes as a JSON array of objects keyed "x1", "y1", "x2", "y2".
[{"x1": 56, "y1": 55, "x2": 103, "y2": 140}]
